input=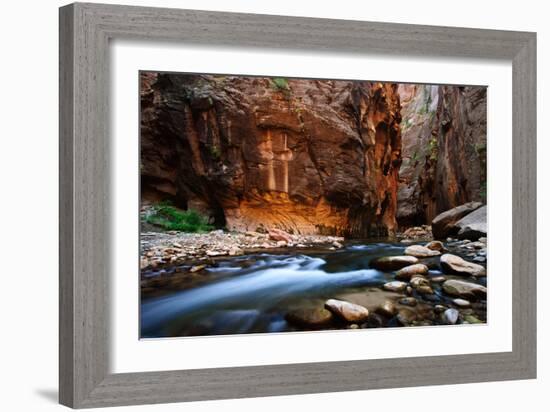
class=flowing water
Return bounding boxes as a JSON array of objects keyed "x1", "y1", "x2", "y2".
[{"x1": 140, "y1": 241, "x2": 486, "y2": 338}]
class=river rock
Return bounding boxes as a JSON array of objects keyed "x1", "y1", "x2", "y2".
[
  {"x1": 285, "y1": 308, "x2": 334, "y2": 328},
  {"x1": 431, "y1": 202, "x2": 483, "y2": 239},
  {"x1": 434, "y1": 304, "x2": 447, "y2": 313},
  {"x1": 425, "y1": 240, "x2": 445, "y2": 252},
  {"x1": 430, "y1": 276, "x2": 447, "y2": 283},
  {"x1": 440, "y1": 253, "x2": 486, "y2": 277},
  {"x1": 397, "y1": 308, "x2": 417, "y2": 326},
  {"x1": 395, "y1": 263, "x2": 429, "y2": 280},
  {"x1": 370, "y1": 256, "x2": 419, "y2": 271},
  {"x1": 416, "y1": 285, "x2": 434, "y2": 295},
  {"x1": 325, "y1": 299, "x2": 369, "y2": 323},
  {"x1": 276, "y1": 240, "x2": 288, "y2": 247},
  {"x1": 376, "y1": 301, "x2": 398, "y2": 318},
  {"x1": 189, "y1": 264, "x2": 207, "y2": 273},
  {"x1": 453, "y1": 298, "x2": 471, "y2": 308},
  {"x1": 228, "y1": 247, "x2": 244, "y2": 256},
  {"x1": 268, "y1": 228, "x2": 293, "y2": 243},
  {"x1": 455, "y1": 206, "x2": 487, "y2": 240},
  {"x1": 442, "y1": 279, "x2": 487, "y2": 300},
  {"x1": 442, "y1": 308, "x2": 459, "y2": 325},
  {"x1": 404, "y1": 244, "x2": 441, "y2": 258},
  {"x1": 410, "y1": 276, "x2": 430, "y2": 288},
  {"x1": 399, "y1": 297, "x2": 418, "y2": 306},
  {"x1": 383, "y1": 281, "x2": 408, "y2": 293},
  {"x1": 332, "y1": 241, "x2": 344, "y2": 249}
]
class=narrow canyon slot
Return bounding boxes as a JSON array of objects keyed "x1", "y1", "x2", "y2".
[{"x1": 139, "y1": 72, "x2": 487, "y2": 338}]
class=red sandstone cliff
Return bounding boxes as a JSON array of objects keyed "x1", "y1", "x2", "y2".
[
  {"x1": 140, "y1": 73, "x2": 402, "y2": 237},
  {"x1": 396, "y1": 84, "x2": 487, "y2": 226}
]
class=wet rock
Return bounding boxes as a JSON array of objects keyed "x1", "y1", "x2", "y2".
[
  {"x1": 399, "y1": 297, "x2": 418, "y2": 307},
  {"x1": 395, "y1": 263, "x2": 429, "y2": 280},
  {"x1": 206, "y1": 250, "x2": 228, "y2": 257},
  {"x1": 442, "y1": 308, "x2": 459, "y2": 325},
  {"x1": 442, "y1": 279, "x2": 487, "y2": 300},
  {"x1": 332, "y1": 241, "x2": 344, "y2": 249},
  {"x1": 376, "y1": 301, "x2": 398, "y2": 318},
  {"x1": 431, "y1": 202, "x2": 483, "y2": 239},
  {"x1": 397, "y1": 308, "x2": 417, "y2": 326},
  {"x1": 440, "y1": 253, "x2": 486, "y2": 277},
  {"x1": 370, "y1": 255, "x2": 419, "y2": 271},
  {"x1": 366, "y1": 313, "x2": 385, "y2": 328},
  {"x1": 189, "y1": 264, "x2": 207, "y2": 273},
  {"x1": 400, "y1": 225, "x2": 432, "y2": 240},
  {"x1": 410, "y1": 276, "x2": 430, "y2": 289},
  {"x1": 416, "y1": 285, "x2": 435, "y2": 295},
  {"x1": 325, "y1": 299, "x2": 369, "y2": 323},
  {"x1": 404, "y1": 244, "x2": 441, "y2": 258},
  {"x1": 285, "y1": 308, "x2": 334, "y2": 328},
  {"x1": 430, "y1": 276, "x2": 447, "y2": 283},
  {"x1": 383, "y1": 281, "x2": 408, "y2": 293},
  {"x1": 453, "y1": 298, "x2": 471, "y2": 308},
  {"x1": 275, "y1": 240, "x2": 288, "y2": 248},
  {"x1": 473, "y1": 256, "x2": 486, "y2": 263},
  {"x1": 456, "y1": 206, "x2": 487, "y2": 240},
  {"x1": 434, "y1": 304, "x2": 447, "y2": 313},
  {"x1": 425, "y1": 240, "x2": 445, "y2": 252}
]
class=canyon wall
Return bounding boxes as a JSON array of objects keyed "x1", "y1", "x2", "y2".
[
  {"x1": 397, "y1": 84, "x2": 487, "y2": 226},
  {"x1": 140, "y1": 73, "x2": 402, "y2": 237}
]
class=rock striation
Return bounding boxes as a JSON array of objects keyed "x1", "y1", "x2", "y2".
[{"x1": 141, "y1": 73, "x2": 403, "y2": 237}]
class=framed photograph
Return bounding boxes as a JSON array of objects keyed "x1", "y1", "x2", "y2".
[{"x1": 59, "y1": 2, "x2": 536, "y2": 408}]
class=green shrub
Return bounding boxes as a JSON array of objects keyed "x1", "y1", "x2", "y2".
[
  {"x1": 271, "y1": 77, "x2": 290, "y2": 91},
  {"x1": 146, "y1": 203, "x2": 214, "y2": 232}
]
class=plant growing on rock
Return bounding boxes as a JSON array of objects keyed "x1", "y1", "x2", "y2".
[{"x1": 146, "y1": 202, "x2": 214, "y2": 232}]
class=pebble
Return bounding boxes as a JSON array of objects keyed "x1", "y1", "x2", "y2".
[
  {"x1": 189, "y1": 264, "x2": 207, "y2": 273},
  {"x1": 453, "y1": 298, "x2": 471, "y2": 308},
  {"x1": 399, "y1": 297, "x2": 418, "y2": 307},
  {"x1": 383, "y1": 281, "x2": 408, "y2": 293},
  {"x1": 442, "y1": 308, "x2": 459, "y2": 325}
]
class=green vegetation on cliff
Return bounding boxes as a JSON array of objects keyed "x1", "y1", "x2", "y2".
[{"x1": 145, "y1": 202, "x2": 213, "y2": 233}]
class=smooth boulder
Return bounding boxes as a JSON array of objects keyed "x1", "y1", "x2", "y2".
[
  {"x1": 395, "y1": 263, "x2": 429, "y2": 280},
  {"x1": 324, "y1": 299, "x2": 369, "y2": 323},
  {"x1": 440, "y1": 253, "x2": 486, "y2": 277},
  {"x1": 456, "y1": 206, "x2": 487, "y2": 240},
  {"x1": 370, "y1": 255, "x2": 419, "y2": 271},
  {"x1": 383, "y1": 281, "x2": 408, "y2": 293},
  {"x1": 404, "y1": 244, "x2": 441, "y2": 258},
  {"x1": 285, "y1": 308, "x2": 334, "y2": 328},
  {"x1": 442, "y1": 279, "x2": 487, "y2": 300},
  {"x1": 425, "y1": 240, "x2": 446, "y2": 252},
  {"x1": 376, "y1": 301, "x2": 398, "y2": 318},
  {"x1": 431, "y1": 202, "x2": 483, "y2": 239}
]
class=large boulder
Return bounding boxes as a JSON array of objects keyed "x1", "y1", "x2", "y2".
[
  {"x1": 455, "y1": 206, "x2": 487, "y2": 240},
  {"x1": 431, "y1": 202, "x2": 483, "y2": 239},
  {"x1": 442, "y1": 279, "x2": 487, "y2": 300},
  {"x1": 440, "y1": 253, "x2": 486, "y2": 277},
  {"x1": 325, "y1": 299, "x2": 369, "y2": 323},
  {"x1": 370, "y1": 256, "x2": 419, "y2": 271}
]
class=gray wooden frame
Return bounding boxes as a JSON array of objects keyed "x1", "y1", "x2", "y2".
[{"x1": 59, "y1": 2, "x2": 537, "y2": 408}]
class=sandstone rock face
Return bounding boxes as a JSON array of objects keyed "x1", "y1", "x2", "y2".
[
  {"x1": 141, "y1": 73, "x2": 402, "y2": 237},
  {"x1": 397, "y1": 84, "x2": 487, "y2": 227}
]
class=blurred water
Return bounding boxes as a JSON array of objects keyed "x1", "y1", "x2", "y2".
[{"x1": 140, "y1": 243, "x2": 402, "y2": 337}]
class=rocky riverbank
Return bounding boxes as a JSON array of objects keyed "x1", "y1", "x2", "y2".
[{"x1": 140, "y1": 228, "x2": 345, "y2": 272}]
